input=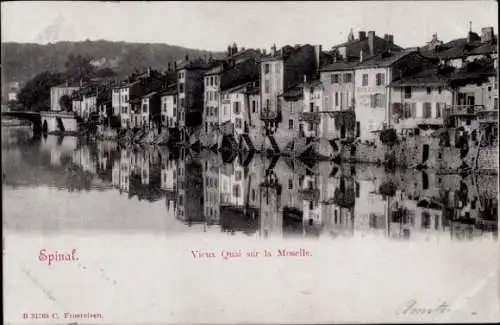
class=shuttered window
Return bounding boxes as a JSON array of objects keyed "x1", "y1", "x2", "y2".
[{"x1": 423, "y1": 102, "x2": 432, "y2": 118}]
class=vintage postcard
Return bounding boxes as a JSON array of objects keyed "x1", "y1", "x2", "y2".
[{"x1": 1, "y1": 1, "x2": 499, "y2": 324}]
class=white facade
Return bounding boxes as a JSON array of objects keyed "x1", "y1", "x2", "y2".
[
  {"x1": 161, "y1": 94, "x2": 177, "y2": 128},
  {"x1": 354, "y1": 67, "x2": 390, "y2": 140},
  {"x1": 261, "y1": 59, "x2": 284, "y2": 115},
  {"x1": 204, "y1": 72, "x2": 221, "y2": 133},
  {"x1": 301, "y1": 82, "x2": 324, "y2": 138},
  {"x1": 390, "y1": 86, "x2": 452, "y2": 133},
  {"x1": 220, "y1": 89, "x2": 250, "y2": 136}
]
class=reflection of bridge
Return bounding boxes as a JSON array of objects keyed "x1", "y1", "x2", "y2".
[
  {"x1": 2, "y1": 111, "x2": 79, "y2": 134},
  {"x1": 2, "y1": 111, "x2": 42, "y2": 132}
]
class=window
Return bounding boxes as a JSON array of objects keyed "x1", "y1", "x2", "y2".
[
  {"x1": 343, "y1": 73, "x2": 353, "y2": 83},
  {"x1": 331, "y1": 74, "x2": 341, "y2": 84},
  {"x1": 371, "y1": 93, "x2": 383, "y2": 108},
  {"x1": 426, "y1": 87, "x2": 431, "y2": 95},
  {"x1": 438, "y1": 87, "x2": 442, "y2": 94},
  {"x1": 173, "y1": 107, "x2": 177, "y2": 115},
  {"x1": 173, "y1": 96, "x2": 177, "y2": 104},
  {"x1": 264, "y1": 64, "x2": 270, "y2": 74},
  {"x1": 142, "y1": 104, "x2": 147, "y2": 113},
  {"x1": 335, "y1": 92, "x2": 339, "y2": 106},
  {"x1": 288, "y1": 179, "x2": 293, "y2": 189},
  {"x1": 362, "y1": 74, "x2": 369, "y2": 86},
  {"x1": 411, "y1": 103, "x2": 417, "y2": 117},
  {"x1": 233, "y1": 102, "x2": 240, "y2": 114},
  {"x1": 179, "y1": 83, "x2": 184, "y2": 93},
  {"x1": 252, "y1": 100, "x2": 257, "y2": 113},
  {"x1": 210, "y1": 76, "x2": 214, "y2": 86},
  {"x1": 275, "y1": 64, "x2": 280, "y2": 73},
  {"x1": 289, "y1": 119, "x2": 294, "y2": 130},
  {"x1": 180, "y1": 98, "x2": 185, "y2": 107},
  {"x1": 494, "y1": 98, "x2": 498, "y2": 109},
  {"x1": 235, "y1": 171, "x2": 242, "y2": 181},
  {"x1": 235, "y1": 118, "x2": 242, "y2": 129},
  {"x1": 309, "y1": 102, "x2": 314, "y2": 112},
  {"x1": 232, "y1": 185, "x2": 240, "y2": 198},
  {"x1": 214, "y1": 107, "x2": 218, "y2": 116},
  {"x1": 266, "y1": 99, "x2": 270, "y2": 108},
  {"x1": 376, "y1": 73, "x2": 385, "y2": 86},
  {"x1": 423, "y1": 102, "x2": 432, "y2": 118},
  {"x1": 308, "y1": 122, "x2": 313, "y2": 131},
  {"x1": 404, "y1": 86, "x2": 412, "y2": 99},
  {"x1": 264, "y1": 80, "x2": 270, "y2": 93}
]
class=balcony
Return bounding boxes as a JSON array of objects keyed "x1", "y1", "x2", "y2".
[
  {"x1": 476, "y1": 110, "x2": 498, "y2": 124},
  {"x1": 298, "y1": 188, "x2": 320, "y2": 201},
  {"x1": 299, "y1": 112, "x2": 321, "y2": 124},
  {"x1": 395, "y1": 117, "x2": 444, "y2": 128},
  {"x1": 443, "y1": 105, "x2": 485, "y2": 117}
]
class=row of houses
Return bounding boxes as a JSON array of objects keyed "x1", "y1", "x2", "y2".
[{"x1": 49, "y1": 25, "x2": 498, "y2": 149}]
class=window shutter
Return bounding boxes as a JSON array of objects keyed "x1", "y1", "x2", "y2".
[{"x1": 370, "y1": 95, "x2": 375, "y2": 108}]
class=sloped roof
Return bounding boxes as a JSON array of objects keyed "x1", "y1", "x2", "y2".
[
  {"x1": 333, "y1": 35, "x2": 403, "y2": 57},
  {"x1": 282, "y1": 83, "x2": 304, "y2": 101},
  {"x1": 388, "y1": 67, "x2": 451, "y2": 87},
  {"x1": 356, "y1": 49, "x2": 416, "y2": 69},
  {"x1": 389, "y1": 57, "x2": 496, "y2": 87},
  {"x1": 220, "y1": 59, "x2": 260, "y2": 91},
  {"x1": 319, "y1": 60, "x2": 359, "y2": 72},
  {"x1": 158, "y1": 85, "x2": 177, "y2": 96}
]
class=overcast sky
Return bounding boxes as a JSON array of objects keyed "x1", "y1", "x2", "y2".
[{"x1": 1, "y1": 1, "x2": 498, "y2": 51}]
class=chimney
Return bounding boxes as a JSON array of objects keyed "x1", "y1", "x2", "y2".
[
  {"x1": 185, "y1": 55, "x2": 189, "y2": 62},
  {"x1": 167, "y1": 62, "x2": 171, "y2": 72},
  {"x1": 272, "y1": 44, "x2": 277, "y2": 56},
  {"x1": 174, "y1": 61, "x2": 177, "y2": 71},
  {"x1": 388, "y1": 35, "x2": 394, "y2": 44},
  {"x1": 147, "y1": 66, "x2": 151, "y2": 77},
  {"x1": 481, "y1": 27, "x2": 494, "y2": 42},
  {"x1": 384, "y1": 34, "x2": 389, "y2": 41},
  {"x1": 359, "y1": 31, "x2": 366, "y2": 40},
  {"x1": 263, "y1": 49, "x2": 267, "y2": 55},
  {"x1": 359, "y1": 50, "x2": 364, "y2": 63},
  {"x1": 368, "y1": 31, "x2": 375, "y2": 56},
  {"x1": 314, "y1": 44, "x2": 322, "y2": 70},
  {"x1": 227, "y1": 45, "x2": 232, "y2": 56}
]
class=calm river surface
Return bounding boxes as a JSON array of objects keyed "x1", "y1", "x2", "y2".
[{"x1": 2, "y1": 126, "x2": 498, "y2": 240}]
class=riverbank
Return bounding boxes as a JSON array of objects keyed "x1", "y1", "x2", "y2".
[{"x1": 88, "y1": 125, "x2": 498, "y2": 175}]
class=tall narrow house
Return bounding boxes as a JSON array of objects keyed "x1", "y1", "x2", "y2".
[{"x1": 260, "y1": 44, "x2": 319, "y2": 152}]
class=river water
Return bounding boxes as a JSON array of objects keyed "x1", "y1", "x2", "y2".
[{"x1": 2, "y1": 126, "x2": 499, "y2": 323}]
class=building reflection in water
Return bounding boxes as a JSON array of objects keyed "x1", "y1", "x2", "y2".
[{"x1": 5, "y1": 130, "x2": 498, "y2": 241}]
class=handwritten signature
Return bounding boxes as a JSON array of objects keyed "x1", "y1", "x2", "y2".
[{"x1": 397, "y1": 299, "x2": 451, "y2": 316}]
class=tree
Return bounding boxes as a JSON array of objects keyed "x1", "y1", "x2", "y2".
[
  {"x1": 17, "y1": 71, "x2": 64, "y2": 111},
  {"x1": 94, "y1": 67, "x2": 116, "y2": 79},
  {"x1": 59, "y1": 94, "x2": 72, "y2": 112},
  {"x1": 64, "y1": 54, "x2": 95, "y2": 82}
]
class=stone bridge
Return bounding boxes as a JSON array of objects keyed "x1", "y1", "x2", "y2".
[{"x1": 2, "y1": 111, "x2": 79, "y2": 134}]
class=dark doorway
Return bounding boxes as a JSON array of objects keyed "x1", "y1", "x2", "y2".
[
  {"x1": 422, "y1": 172, "x2": 429, "y2": 190},
  {"x1": 422, "y1": 144, "x2": 429, "y2": 163},
  {"x1": 340, "y1": 125, "x2": 346, "y2": 139},
  {"x1": 42, "y1": 120, "x2": 48, "y2": 133},
  {"x1": 350, "y1": 146, "x2": 356, "y2": 157}
]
